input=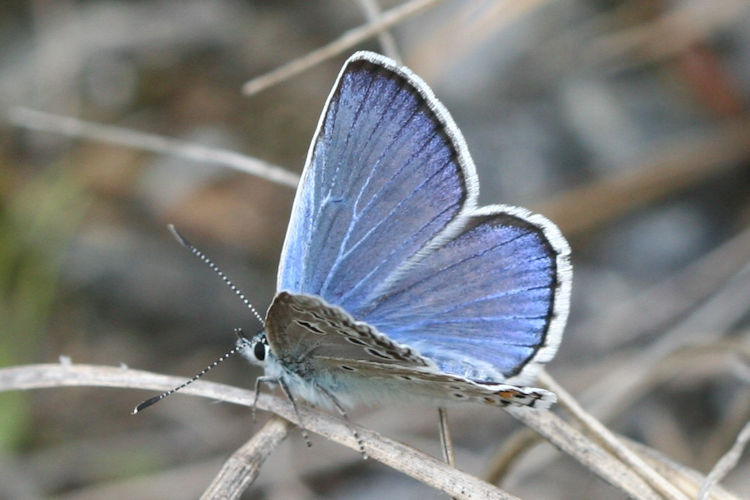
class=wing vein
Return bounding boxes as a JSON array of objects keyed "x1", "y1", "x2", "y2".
[
  {"x1": 331, "y1": 156, "x2": 458, "y2": 304},
  {"x1": 318, "y1": 88, "x2": 425, "y2": 297},
  {"x1": 372, "y1": 231, "x2": 534, "y2": 306}
]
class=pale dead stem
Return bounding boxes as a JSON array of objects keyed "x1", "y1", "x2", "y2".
[
  {"x1": 623, "y1": 437, "x2": 744, "y2": 500},
  {"x1": 356, "y1": 0, "x2": 402, "y2": 63},
  {"x1": 9, "y1": 107, "x2": 750, "y2": 239},
  {"x1": 8, "y1": 360, "x2": 744, "y2": 499},
  {"x1": 200, "y1": 416, "x2": 293, "y2": 500},
  {"x1": 6, "y1": 107, "x2": 300, "y2": 189},
  {"x1": 698, "y1": 420, "x2": 750, "y2": 500},
  {"x1": 539, "y1": 371, "x2": 690, "y2": 500},
  {"x1": 240, "y1": 0, "x2": 441, "y2": 96},
  {"x1": 0, "y1": 364, "x2": 516, "y2": 500},
  {"x1": 531, "y1": 120, "x2": 750, "y2": 238},
  {"x1": 484, "y1": 342, "x2": 750, "y2": 499},
  {"x1": 0, "y1": 361, "x2": 710, "y2": 499},
  {"x1": 583, "y1": 0, "x2": 750, "y2": 67},
  {"x1": 503, "y1": 405, "x2": 661, "y2": 499},
  {"x1": 483, "y1": 256, "x2": 750, "y2": 498}
]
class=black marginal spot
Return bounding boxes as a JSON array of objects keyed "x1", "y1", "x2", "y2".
[
  {"x1": 340, "y1": 365, "x2": 356, "y2": 372},
  {"x1": 448, "y1": 385, "x2": 462, "y2": 391},
  {"x1": 296, "y1": 320, "x2": 324, "y2": 335},
  {"x1": 483, "y1": 396, "x2": 495, "y2": 404},
  {"x1": 345, "y1": 337, "x2": 367, "y2": 346},
  {"x1": 398, "y1": 375, "x2": 413, "y2": 381},
  {"x1": 452, "y1": 393, "x2": 467, "y2": 399},
  {"x1": 365, "y1": 347, "x2": 391, "y2": 359}
]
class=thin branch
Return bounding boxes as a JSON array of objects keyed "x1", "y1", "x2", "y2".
[
  {"x1": 571, "y1": 225, "x2": 750, "y2": 356},
  {"x1": 539, "y1": 371, "x2": 690, "y2": 500},
  {"x1": 484, "y1": 339, "x2": 750, "y2": 488},
  {"x1": 505, "y1": 406, "x2": 662, "y2": 500},
  {"x1": 0, "y1": 363, "x2": 517, "y2": 500},
  {"x1": 486, "y1": 255, "x2": 750, "y2": 493},
  {"x1": 583, "y1": 259, "x2": 750, "y2": 420},
  {"x1": 241, "y1": 0, "x2": 442, "y2": 95},
  {"x1": 699, "y1": 419, "x2": 750, "y2": 500},
  {"x1": 6, "y1": 107, "x2": 300, "y2": 189},
  {"x1": 201, "y1": 416, "x2": 292, "y2": 500},
  {"x1": 623, "y1": 438, "x2": 742, "y2": 500},
  {"x1": 1, "y1": 362, "x2": 679, "y2": 498},
  {"x1": 533, "y1": 120, "x2": 750, "y2": 237},
  {"x1": 484, "y1": 428, "x2": 540, "y2": 486},
  {"x1": 584, "y1": 0, "x2": 750, "y2": 68},
  {"x1": 356, "y1": 0, "x2": 402, "y2": 63}
]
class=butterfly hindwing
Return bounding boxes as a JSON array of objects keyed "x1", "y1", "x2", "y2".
[
  {"x1": 314, "y1": 358, "x2": 555, "y2": 409},
  {"x1": 361, "y1": 207, "x2": 571, "y2": 385}
]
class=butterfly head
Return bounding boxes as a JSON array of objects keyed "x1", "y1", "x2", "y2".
[{"x1": 236, "y1": 329, "x2": 273, "y2": 367}]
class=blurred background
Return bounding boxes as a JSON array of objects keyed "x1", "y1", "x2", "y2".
[{"x1": 1, "y1": 0, "x2": 749, "y2": 498}]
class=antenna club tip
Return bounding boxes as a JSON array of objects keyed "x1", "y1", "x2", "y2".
[{"x1": 133, "y1": 395, "x2": 162, "y2": 413}]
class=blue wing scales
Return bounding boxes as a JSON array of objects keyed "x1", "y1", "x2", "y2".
[
  {"x1": 276, "y1": 51, "x2": 571, "y2": 385},
  {"x1": 278, "y1": 54, "x2": 474, "y2": 310},
  {"x1": 360, "y1": 208, "x2": 570, "y2": 383}
]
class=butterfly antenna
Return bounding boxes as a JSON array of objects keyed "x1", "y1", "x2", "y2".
[
  {"x1": 132, "y1": 337, "x2": 249, "y2": 414},
  {"x1": 168, "y1": 224, "x2": 265, "y2": 327}
]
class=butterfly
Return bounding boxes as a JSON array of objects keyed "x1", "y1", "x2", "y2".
[{"x1": 238, "y1": 51, "x2": 572, "y2": 437}]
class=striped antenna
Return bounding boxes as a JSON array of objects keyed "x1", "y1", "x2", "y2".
[
  {"x1": 133, "y1": 328, "x2": 250, "y2": 414},
  {"x1": 167, "y1": 224, "x2": 265, "y2": 326}
]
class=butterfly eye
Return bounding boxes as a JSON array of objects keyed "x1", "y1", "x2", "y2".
[{"x1": 253, "y1": 340, "x2": 266, "y2": 361}]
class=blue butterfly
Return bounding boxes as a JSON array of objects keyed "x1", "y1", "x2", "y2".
[{"x1": 239, "y1": 52, "x2": 572, "y2": 425}]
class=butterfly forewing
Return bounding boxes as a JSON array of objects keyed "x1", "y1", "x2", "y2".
[
  {"x1": 277, "y1": 54, "x2": 476, "y2": 314},
  {"x1": 265, "y1": 292, "x2": 434, "y2": 368}
]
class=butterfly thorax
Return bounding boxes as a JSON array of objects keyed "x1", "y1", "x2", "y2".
[{"x1": 237, "y1": 329, "x2": 349, "y2": 408}]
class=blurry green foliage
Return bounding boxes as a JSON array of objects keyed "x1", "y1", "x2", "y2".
[{"x1": 0, "y1": 164, "x2": 89, "y2": 450}]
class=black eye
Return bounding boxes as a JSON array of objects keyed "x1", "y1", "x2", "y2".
[{"x1": 253, "y1": 341, "x2": 266, "y2": 361}]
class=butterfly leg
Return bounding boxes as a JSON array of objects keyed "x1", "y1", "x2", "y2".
[
  {"x1": 312, "y1": 381, "x2": 367, "y2": 459},
  {"x1": 437, "y1": 407, "x2": 455, "y2": 467},
  {"x1": 252, "y1": 375, "x2": 279, "y2": 422},
  {"x1": 276, "y1": 377, "x2": 313, "y2": 448}
]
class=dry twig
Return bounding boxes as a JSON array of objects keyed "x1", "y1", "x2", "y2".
[
  {"x1": 0, "y1": 363, "x2": 517, "y2": 500},
  {"x1": 241, "y1": 0, "x2": 442, "y2": 95},
  {"x1": 699, "y1": 420, "x2": 750, "y2": 500},
  {"x1": 6, "y1": 107, "x2": 300, "y2": 188},
  {"x1": 0, "y1": 362, "x2": 690, "y2": 499},
  {"x1": 201, "y1": 416, "x2": 292, "y2": 499}
]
